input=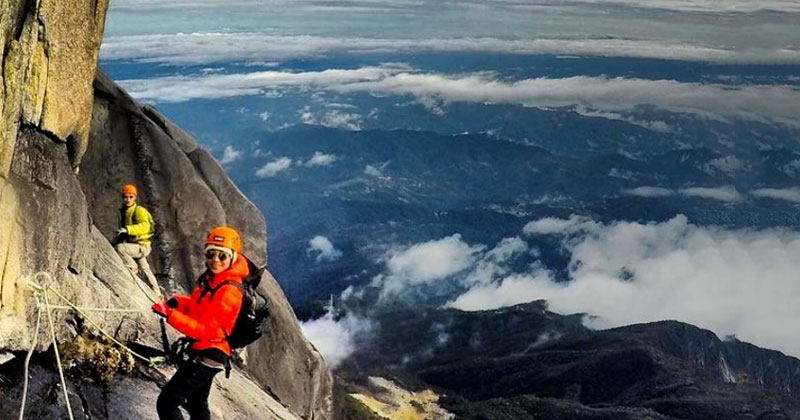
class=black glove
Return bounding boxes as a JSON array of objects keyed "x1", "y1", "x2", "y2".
[{"x1": 167, "y1": 297, "x2": 179, "y2": 308}]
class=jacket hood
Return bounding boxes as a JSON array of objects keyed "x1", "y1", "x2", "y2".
[{"x1": 207, "y1": 253, "x2": 250, "y2": 288}]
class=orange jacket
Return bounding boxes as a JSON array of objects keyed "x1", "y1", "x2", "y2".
[{"x1": 167, "y1": 254, "x2": 250, "y2": 357}]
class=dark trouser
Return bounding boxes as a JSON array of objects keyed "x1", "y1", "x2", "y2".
[{"x1": 157, "y1": 360, "x2": 221, "y2": 420}]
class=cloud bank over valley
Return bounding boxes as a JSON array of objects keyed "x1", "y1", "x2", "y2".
[{"x1": 339, "y1": 215, "x2": 800, "y2": 359}]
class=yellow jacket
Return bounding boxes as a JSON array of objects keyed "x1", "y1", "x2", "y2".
[{"x1": 120, "y1": 204, "x2": 155, "y2": 245}]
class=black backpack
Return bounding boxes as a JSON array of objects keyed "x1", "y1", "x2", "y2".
[{"x1": 209, "y1": 260, "x2": 270, "y2": 349}]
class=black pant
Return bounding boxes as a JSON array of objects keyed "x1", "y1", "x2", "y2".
[{"x1": 157, "y1": 360, "x2": 221, "y2": 420}]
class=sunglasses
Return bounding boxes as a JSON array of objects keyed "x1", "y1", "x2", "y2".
[
  {"x1": 122, "y1": 195, "x2": 136, "y2": 199},
  {"x1": 205, "y1": 250, "x2": 230, "y2": 262}
]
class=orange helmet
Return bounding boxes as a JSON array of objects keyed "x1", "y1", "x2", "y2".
[
  {"x1": 121, "y1": 184, "x2": 138, "y2": 196},
  {"x1": 205, "y1": 226, "x2": 242, "y2": 254}
]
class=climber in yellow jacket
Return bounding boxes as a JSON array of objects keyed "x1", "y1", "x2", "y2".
[{"x1": 116, "y1": 184, "x2": 161, "y2": 298}]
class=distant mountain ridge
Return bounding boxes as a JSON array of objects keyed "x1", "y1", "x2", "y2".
[
  {"x1": 338, "y1": 301, "x2": 800, "y2": 419},
  {"x1": 220, "y1": 124, "x2": 800, "y2": 305}
]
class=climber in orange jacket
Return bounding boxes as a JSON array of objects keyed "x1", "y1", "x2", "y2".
[{"x1": 152, "y1": 226, "x2": 249, "y2": 420}]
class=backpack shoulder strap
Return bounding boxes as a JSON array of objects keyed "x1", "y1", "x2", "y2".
[
  {"x1": 197, "y1": 273, "x2": 243, "y2": 302},
  {"x1": 209, "y1": 280, "x2": 244, "y2": 301}
]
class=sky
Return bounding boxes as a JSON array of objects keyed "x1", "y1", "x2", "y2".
[{"x1": 105, "y1": 0, "x2": 800, "y2": 63}]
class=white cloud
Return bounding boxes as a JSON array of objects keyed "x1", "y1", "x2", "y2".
[
  {"x1": 680, "y1": 186, "x2": 744, "y2": 202},
  {"x1": 462, "y1": 237, "x2": 530, "y2": 288},
  {"x1": 624, "y1": 186, "x2": 675, "y2": 197},
  {"x1": 752, "y1": 187, "x2": 800, "y2": 203},
  {"x1": 523, "y1": 215, "x2": 596, "y2": 235},
  {"x1": 572, "y1": 0, "x2": 800, "y2": 13},
  {"x1": 305, "y1": 151, "x2": 338, "y2": 167},
  {"x1": 447, "y1": 271, "x2": 554, "y2": 312},
  {"x1": 450, "y1": 215, "x2": 800, "y2": 357},
  {"x1": 321, "y1": 110, "x2": 362, "y2": 130},
  {"x1": 119, "y1": 69, "x2": 800, "y2": 126},
  {"x1": 300, "y1": 311, "x2": 373, "y2": 368},
  {"x1": 118, "y1": 65, "x2": 406, "y2": 103},
  {"x1": 374, "y1": 234, "x2": 483, "y2": 297},
  {"x1": 364, "y1": 165, "x2": 383, "y2": 177},
  {"x1": 486, "y1": 237, "x2": 529, "y2": 263},
  {"x1": 574, "y1": 106, "x2": 673, "y2": 132},
  {"x1": 364, "y1": 235, "x2": 531, "y2": 304},
  {"x1": 299, "y1": 108, "x2": 316, "y2": 124},
  {"x1": 333, "y1": 73, "x2": 800, "y2": 126},
  {"x1": 415, "y1": 96, "x2": 445, "y2": 116},
  {"x1": 308, "y1": 236, "x2": 343, "y2": 263},
  {"x1": 702, "y1": 156, "x2": 749, "y2": 175},
  {"x1": 101, "y1": 33, "x2": 800, "y2": 66},
  {"x1": 110, "y1": 0, "x2": 800, "y2": 14},
  {"x1": 386, "y1": 234, "x2": 481, "y2": 282},
  {"x1": 255, "y1": 157, "x2": 293, "y2": 178},
  {"x1": 219, "y1": 145, "x2": 241, "y2": 165}
]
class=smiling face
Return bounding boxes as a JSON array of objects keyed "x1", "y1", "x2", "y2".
[
  {"x1": 122, "y1": 194, "x2": 136, "y2": 207},
  {"x1": 205, "y1": 249, "x2": 232, "y2": 274}
]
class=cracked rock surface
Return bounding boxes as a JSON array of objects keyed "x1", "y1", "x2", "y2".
[{"x1": 0, "y1": 1, "x2": 332, "y2": 419}]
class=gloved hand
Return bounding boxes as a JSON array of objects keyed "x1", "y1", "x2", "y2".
[
  {"x1": 166, "y1": 297, "x2": 179, "y2": 308},
  {"x1": 152, "y1": 302, "x2": 173, "y2": 318},
  {"x1": 117, "y1": 227, "x2": 128, "y2": 236}
]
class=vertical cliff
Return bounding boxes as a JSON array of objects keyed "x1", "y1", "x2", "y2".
[
  {"x1": 0, "y1": 1, "x2": 332, "y2": 418},
  {"x1": 1, "y1": 0, "x2": 112, "y2": 352}
]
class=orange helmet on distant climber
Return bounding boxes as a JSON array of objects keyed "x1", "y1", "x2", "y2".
[
  {"x1": 121, "y1": 184, "x2": 138, "y2": 196},
  {"x1": 205, "y1": 226, "x2": 243, "y2": 254}
]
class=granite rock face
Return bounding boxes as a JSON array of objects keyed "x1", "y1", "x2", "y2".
[
  {"x1": 81, "y1": 72, "x2": 333, "y2": 420},
  {"x1": 1, "y1": 0, "x2": 108, "y2": 175},
  {"x1": 0, "y1": 361, "x2": 304, "y2": 420},
  {"x1": 0, "y1": 1, "x2": 332, "y2": 419},
  {"x1": 1, "y1": 0, "x2": 115, "y2": 353}
]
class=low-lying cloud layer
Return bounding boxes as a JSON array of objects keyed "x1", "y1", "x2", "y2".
[
  {"x1": 371, "y1": 234, "x2": 484, "y2": 298},
  {"x1": 308, "y1": 236, "x2": 343, "y2": 263},
  {"x1": 624, "y1": 186, "x2": 675, "y2": 198},
  {"x1": 300, "y1": 311, "x2": 373, "y2": 367},
  {"x1": 101, "y1": 33, "x2": 800, "y2": 65},
  {"x1": 450, "y1": 215, "x2": 800, "y2": 357},
  {"x1": 752, "y1": 187, "x2": 800, "y2": 203},
  {"x1": 624, "y1": 186, "x2": 800, "y2": 204},
  {"x1": 350, "y1": 215, "x2": 800, "y2": 358},
  {"x1": 219, "y1": 145, "x2": 241, "y2": 165},
  {"x1": 305, "y1": 151, "x2": 338, "y2": 167},
  {"x1": 110, "y1": 0, "x2": 800, "y2": 14},
  {"x1": 119, "y1": 67, "x2": 800, "y2": 126},
  {"x1": 573, "y1": 0, "x2": 800, "y2": 12},
  {"x1": 255, "y1": 157, "x2": 293, "y2": 178},
  {"x1": 680, "y1": 186, "x2": 744, "y2": 202}
]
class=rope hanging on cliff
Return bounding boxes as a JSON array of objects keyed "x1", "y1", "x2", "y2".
[
  {"x1": 27, "y1": 272, "x2": 154, "y2": 364},
  {"x1": 18, "y1": 271, "x2": 167, "y2": 420},
  {"x1": 25, "y1": 274, "x2": 76, "y2": 420},
  {"x1": 18, "y1": 300, "x2": 42, "y2": 420}
]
